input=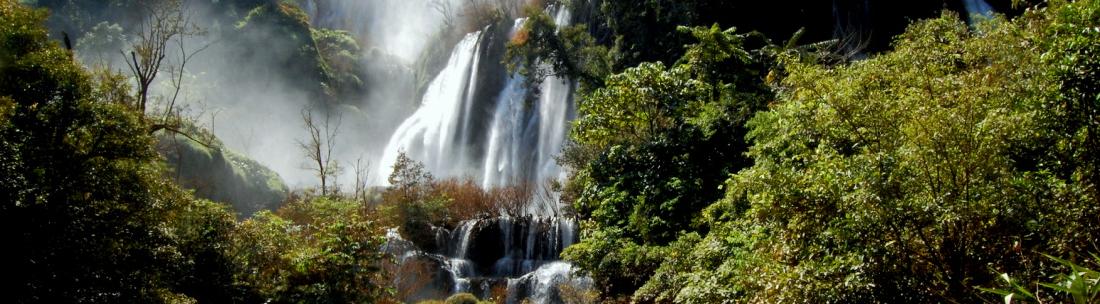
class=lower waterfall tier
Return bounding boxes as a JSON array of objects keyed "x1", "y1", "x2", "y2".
[{"x1": 384, "y1": 216, "x2": 588, "y2": 303}]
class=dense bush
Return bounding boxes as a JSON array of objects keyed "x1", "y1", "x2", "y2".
[
  {"x1": 231, "y1": 196, "x2": 391, "y2": 303},
  {"x1": 1, "y1": 2, "x2": 393, "y2": 302},
  {"x1": 560, "y1": 1, "x2": 1100, "y2": 302},
  {"x1": 632, "y1": 2, "x2": 1100, "y2": 302},
  {"x1": 0, "y1": 1, "x2": 240, "y2": 301},
  {"x1": 381, "y1": 152, "x2": 553, "y2": 249},
  {"x1": 561, "y1": 24, "x2": 771, "y2": 298}
]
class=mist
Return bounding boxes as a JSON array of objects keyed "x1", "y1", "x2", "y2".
[{"x1": 69, "y1": 0, "x2": 494, "y2": 191}]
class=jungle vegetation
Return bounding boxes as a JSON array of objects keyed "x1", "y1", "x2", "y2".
[{"x1": 2, "y1": 0, "x2": 1098, "y2": 303}]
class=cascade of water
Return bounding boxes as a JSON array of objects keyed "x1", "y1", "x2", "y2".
[
  {"x1": 506, "y1": 262, "x2": 592, "y2": 304},
  {"x1": 533, "y1": 7, "x2": 576, "y2": 186},
  {"x1": 388, "y1": 216, "x2": 582, "y2": 302},
  {"x1": 376, "y1": 3, "x2": 589, "y2": 303},
  {"x1": 480, "y1": 70, "x2": 532, "y2": 189},
  {"x1": 376, "y1": 30, "x2": 485, "y2": 184},
  {"x1": 379, "y1": 9, "x2": 576, "y2": 207},
  {"x1": 480, "y1": 8, "x2": 576, "y2": 216},
  {"x1": 453, "y1": 220, "x2": 478, "y2": 258}
]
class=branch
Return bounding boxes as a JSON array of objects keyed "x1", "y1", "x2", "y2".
[{"x1": 149, "y1": 123, "x2": 214, "y2": 150}]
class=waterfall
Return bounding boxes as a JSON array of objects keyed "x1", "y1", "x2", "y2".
[
  {"x1": 507, "y1": 262, "x2": 592, "y2": 304},
  {"x1": 375, "y1": 4, "x2": 587, "y2": 303},
  {"x1": 481, "y1": 9, "x2": 576, "y2": 216},
  {"x1": 385, "y1": 216, "x2": 583, "y2": 303},
  {"x1": 377, "y1": 9, "x2": 576, "y2": 215},
  {"x1": 376, "y1": 30, "x2": 486, "y2": 184}
]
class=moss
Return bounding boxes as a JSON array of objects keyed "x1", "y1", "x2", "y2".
[
  {"x1": 160, "y1": 132, "x2": 288, "y2": 217},
  {"x1": 233, "y1": 2, "x2": 333, "y2": 102}
]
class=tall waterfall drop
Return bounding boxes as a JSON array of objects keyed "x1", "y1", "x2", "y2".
[
  {"x1": 372, "y1": 4, "x2": 588, "y2": 303},
  {"x1": 376, "y1": 7, "x2": 575, "y2": 216}
]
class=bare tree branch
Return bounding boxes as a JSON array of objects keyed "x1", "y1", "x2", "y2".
[{"x1": 298, "y1": 107, "x2": 342, "y2": 196}]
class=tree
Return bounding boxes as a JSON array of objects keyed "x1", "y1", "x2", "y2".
[
  {"x1": 123, "y1": 0, "x2": 194, "y2": 114},
  {"x1": 570, "y1": 62, "x2": 706, "y2": 149},
  {"x1": 298, "y1": 107, "x2": 342, "y2": 196},
  {"x1": 231, "y1": 197, "x2": 391, "y2": 303},
  {"x1": 647, "y1": 5, "x2": 1099, "y2": 302},
  {"x1": 351, "y1": 154, "x2": 371, "y2": 203},
  {"x1": 382, "y1": 152, "x2": 450, "y2": 251},
  {"x1": 386, "y1": 151, "x2": 434, "y2": 206},
  {"x1": 504, "y1": 5, "x2": 610, "y2": 91},
  {"x1": 562, "y1": 24, "x2": 771, "y2": 299},
  {"x1": 120, "y1": 0, "x2": 215, "y2": 154},
  {"x1": 0, "y1": 1, "x2": 238, "y2": 301}
]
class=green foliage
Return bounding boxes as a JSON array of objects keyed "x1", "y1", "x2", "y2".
[
  {"x1": 719, "y1": 12, "x2": 1055, "y2": 302},
  {"x1": 0, "y1": 2, "x2": 241, "y2": 302},
  {"x1": 562, "y1": 24, "x2": 771, "y2": 298},
  {"x1": 231, "y1": 196, "x2": 391, "y2": 303},
  {"x1": 161, "y1": 131, "x2": 289, "y2": 217},
  {"x1": 1, "y1": 2, "x2": 390, "y2": 302},
  {"x1": 1040, "y1": 0, "x2": 1100, "y2": 200},
  {"x1": 571, "y1": 62, "x2": 704, "y2": 149},
  {"x1": 565, "y1": 1, "x2": 1100, "y2": 302},
  {"x1": 675, "y1": 24, "x2": 751, "y2": 88},
  {"x1": 233, "y1": 2, "x2": 334, "y2": 101},
  {"x1": 312, "y1": 27, "x2": 367, "y2": 99},
  {"x1": 381, "y1": 152, "x2": 521, "y2": 244},
  {"x1": 168, "y1": 199, "x2": 254, "y2": 303},
  {"x1": 650, "y1": 3, "x2": 1100, "y2": 302},
  {"x1": 982, "y1": 253, "x2": 1100, "y2": 304},
  {"x1": 504, "y1": 4, "x2": 611, "y2": 91},
  {"x1": 381, "y1": 152, "x2": 448, "y2": 250},
  {"x1": 562, "y1": 225, "x2": 668, "y2": 297}
]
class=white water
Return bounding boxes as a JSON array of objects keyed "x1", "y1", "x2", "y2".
[
  {"x1": 384, "y1": 216, "x2": 582, "y2": 303},
  {"x1": 481, "y1": 10, "x2": 576, "y2": 216},
  {"x1": 507, "y1": 262, "x2": 592, "y2": 304},
  {"x1": 376, "y1": 30, "x2": 486, "y2": 183},
  {"x1": 376, "y1": 8, "x2": 576, "y2": 216},
  {"x1": 375, "y1": 4, "x2": 587, "y2": 303}
]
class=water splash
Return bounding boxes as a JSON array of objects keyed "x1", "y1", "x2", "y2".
[{"x1": 507, "y1": 262, "x2": 592, "y2": 304}]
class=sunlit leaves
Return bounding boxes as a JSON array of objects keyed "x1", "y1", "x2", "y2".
[
  {"x1": 564, "y1": 24, "x2": 770, "y2": 300},
  {"x1": 573, "y1": 62, "x2": 706, "y2": 149},
  {"x1": 232, "y1": 198, "x2": 389, "y2": 303},
  {"x1": 670, "y1": 5, "x2": 1100, "y2": 303}
]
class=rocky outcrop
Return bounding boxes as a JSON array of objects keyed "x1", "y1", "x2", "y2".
[{"x1": 159, "y1": 133, "x2": 288, "y2": 217}]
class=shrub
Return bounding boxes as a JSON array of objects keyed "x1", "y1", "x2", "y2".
[
  {"x1": 444, "y1": 292, "x2": 481, "y2": 304},
  {"x1": 658, "y1": 3, "x2": 1100, "y2": 302}
]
